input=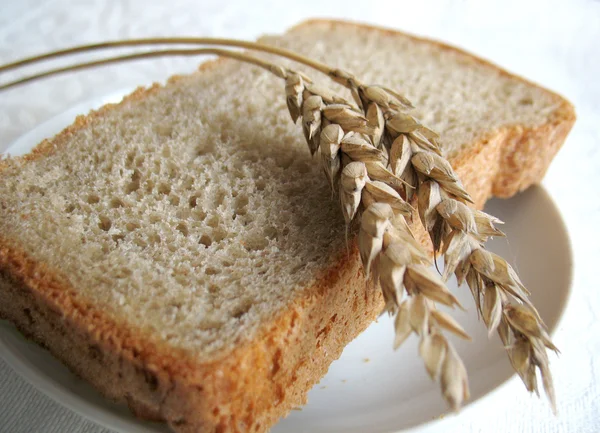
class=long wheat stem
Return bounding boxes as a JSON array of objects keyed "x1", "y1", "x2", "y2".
[
  {"x1": 0, "y1": 37, "x2": 373, "y2": 96},
  {"x1": 0, "y1": 48, "x2": 294, "y2": 91},
  {"x1": 0, "y1": 37, "x2": 332, "y2": 77}
]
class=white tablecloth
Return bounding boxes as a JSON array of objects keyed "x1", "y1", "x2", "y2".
[{"x1": 1, "y1": 0, "x2": 599, "y2": 432}]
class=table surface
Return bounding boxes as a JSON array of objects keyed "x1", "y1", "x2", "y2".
[{"x1": 1, "y1": 0, "x2": 599, "y2": 432}]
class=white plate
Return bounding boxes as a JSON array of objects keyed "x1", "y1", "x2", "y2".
[{"x1": 0, "y1": 94, "x2": 572, "y2": 433}]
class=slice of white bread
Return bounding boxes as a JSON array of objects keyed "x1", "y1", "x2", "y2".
[{"x1": 0, "y1": 19, "x2": 574, "y2": 433}]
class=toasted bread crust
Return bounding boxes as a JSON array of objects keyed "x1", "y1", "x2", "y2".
[{"x1": 0, "y1": 19, "x2": 575, "y2": 433}]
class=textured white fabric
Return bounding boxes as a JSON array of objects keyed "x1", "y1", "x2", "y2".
[{"x1": 0, "y1": 0, "x2": 599, "y2": 432}]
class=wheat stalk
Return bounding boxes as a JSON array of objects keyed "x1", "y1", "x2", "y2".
[{"x1": 0, "y1": 39, "x2": 558, "y2": 412}]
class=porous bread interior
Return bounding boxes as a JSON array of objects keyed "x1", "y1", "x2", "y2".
[
  {"x1": 0, "y1": 21, "x2": 563, "y2": 361},
  {"x1": 0, "y1": 73, "x2": 345, "y2": 357}
]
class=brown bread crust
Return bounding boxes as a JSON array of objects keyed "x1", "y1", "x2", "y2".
[{"x1": 0, "y1": 19, "x2": 575, "y2": 433}]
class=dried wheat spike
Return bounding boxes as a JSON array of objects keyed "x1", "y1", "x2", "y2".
[
  {"x1": 323, "y1": 72, "x2": 559, "y2": 411},
  {"x1": 285, "y1": 74, "x2": 472, "y2": 410}
]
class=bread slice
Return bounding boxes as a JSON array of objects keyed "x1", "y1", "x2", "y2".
[{"x1": 0, "y1": 19, "x2": 574, "y2": 433}]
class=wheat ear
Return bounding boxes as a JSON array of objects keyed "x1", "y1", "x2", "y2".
[
  {"x1": 323, "y1": 70, "x2": 558, "y2": 412},
  {"x1": 286, "y1": 72, "x2": 471, "y2": 410}
]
